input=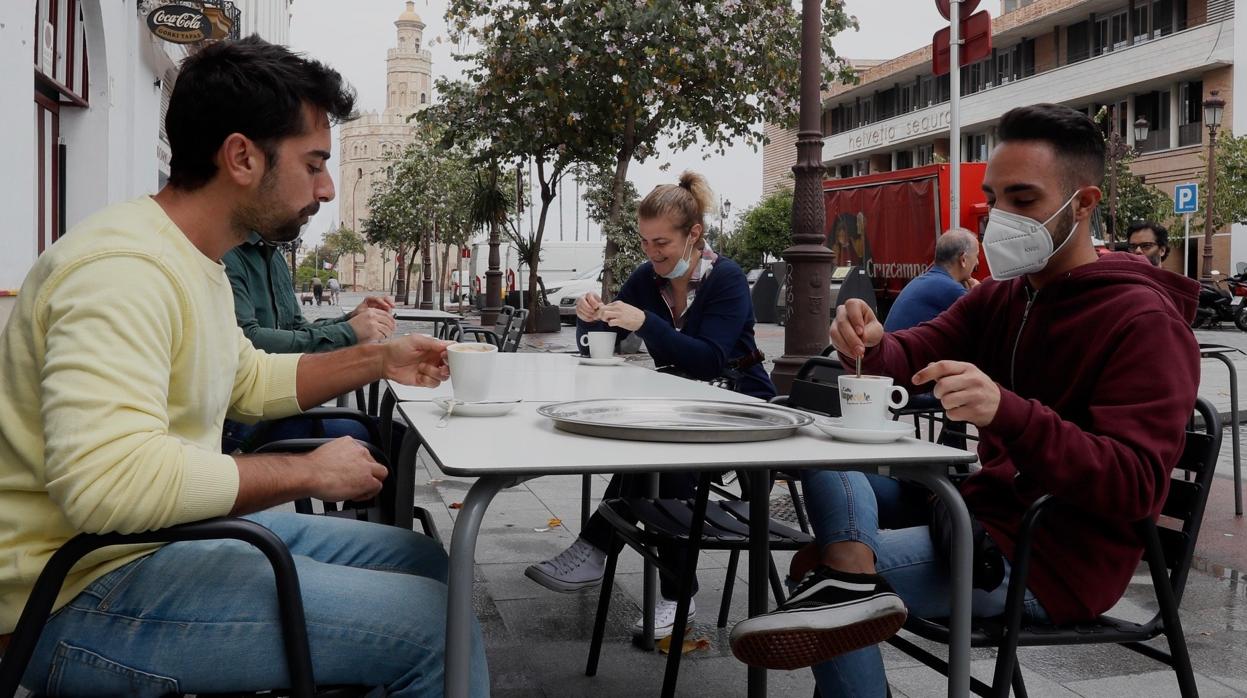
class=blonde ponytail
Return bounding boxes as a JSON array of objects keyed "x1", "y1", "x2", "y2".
[{"x1": 639, "y1": 170, "x2": 714, "y2": 239}]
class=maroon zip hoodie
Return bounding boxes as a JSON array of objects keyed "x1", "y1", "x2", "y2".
[{"x1": 852, "y1": 252, "x2": 1200, "y2": 623}]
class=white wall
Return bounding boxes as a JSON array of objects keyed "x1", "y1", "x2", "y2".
[
  {"x1": 1, "y1": 0, "x2": 166, "y2": 295},
  {"x1": 0, "y1": 2, "x2": 38, "y2": 293},
  {"x1": 242, "y1": 0, "x2": 292, "y2": 45}
]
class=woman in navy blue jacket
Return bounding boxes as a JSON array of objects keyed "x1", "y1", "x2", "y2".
[{"x1": 525, "y1": 172, "x2": 775, "y2": 638}]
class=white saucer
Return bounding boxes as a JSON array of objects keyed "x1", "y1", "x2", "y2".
[
  {"x1": 432, "y1": 396, "x2": 522, "y2": 417},
  {"x1": 814, "y1": 417, "x2": 912, "y2": 444},
  {"x1": 578, "y1": 356, "x2": 626, "y2": 366}
]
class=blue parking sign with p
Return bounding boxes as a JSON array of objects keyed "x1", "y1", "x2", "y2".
[{"x1": 1174, "y1": 183, "x2": 1199, "y2": 214}]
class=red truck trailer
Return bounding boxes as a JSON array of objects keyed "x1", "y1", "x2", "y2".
[{"x1": 824, "y1": 163, "x2": 990, "y2": 319}]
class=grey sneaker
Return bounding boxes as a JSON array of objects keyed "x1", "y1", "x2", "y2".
[
  {"x1": 633, "y1": 597, "x2": 697, "y2": 640},
  {"x1": 524, "y1": 538, "x2": 607, "y2": 592}
]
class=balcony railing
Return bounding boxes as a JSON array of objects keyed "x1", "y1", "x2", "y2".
[
  {"x1": 1135, "y1": 128, "x2": 1170, "y2": 154},
  {"x1": 1179, "y1": 122, "x2": 1204, "y2": 147}
]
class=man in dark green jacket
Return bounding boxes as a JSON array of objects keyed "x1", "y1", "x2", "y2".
[
  {"x1": 221, "y1": 233, "x2": 397, "y2": 452},
  {"x1": 225, "y1": 232, "x2": 396, "y2": 353}
]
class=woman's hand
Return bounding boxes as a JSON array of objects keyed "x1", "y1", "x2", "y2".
[
  {"x1": 599, "y1": 301, "x2": 646, "y2": 332},
  {"x1": 576, "y1": 292, "x2": 605, "y2": 323}
]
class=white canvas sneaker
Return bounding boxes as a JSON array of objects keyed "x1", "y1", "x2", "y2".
[{"x1": 633, "y1": 597, "x2": 697, "y2": 640}]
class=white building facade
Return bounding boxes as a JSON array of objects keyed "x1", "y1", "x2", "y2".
[
  {"x1": 337, "y1": 2, "x2": 434, "y2": 292},
  {"x1": 0, "y1": 0, "x2": 292, "y2": 325},
  {"x1": 763, "y1": 0, "x2": 1238, "y2": 276}
]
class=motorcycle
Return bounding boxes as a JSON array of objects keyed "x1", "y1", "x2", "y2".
[{"x1": 1192, "y1": 268, "x2": 1247, "y2": 331}]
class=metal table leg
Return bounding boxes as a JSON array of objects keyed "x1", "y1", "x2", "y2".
[
  {"x1": 747, "y1": 470, "x2": 770, "y2": 698},
  {"x1": 580, "y1": 475, "x2": 592, "y2": 534},
  {"x1": 444, "y1": 475, "x2": 521, "y2": 698},
  {"x1": 906, "y1": 471, "x2": 972, "y2": 698},
  {"x1": 1206, "y1": 351, "x2": 1242, "y2": 515}
]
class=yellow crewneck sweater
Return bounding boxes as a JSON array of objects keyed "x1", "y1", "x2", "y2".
[{"x1": 0, "y1": 196, "x2": 302, "y2": 632}]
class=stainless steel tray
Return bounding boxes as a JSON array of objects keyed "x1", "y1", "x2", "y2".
[{"x1": 537, "y1": 398, "x2": 813, "y2": 443}]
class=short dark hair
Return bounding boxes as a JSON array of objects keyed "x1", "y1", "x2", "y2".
[
  {"x1": 996, "y1": 104, "x2": 1106, "y2": 188},
  {"x1": 1126, "y1": 220, "x2": 1169, "y2": 249},
  {"x1": 166, "y1": 35, "x2": 356, "y2": 190}
]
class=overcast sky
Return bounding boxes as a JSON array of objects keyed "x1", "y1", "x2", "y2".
[{"x1": 289, "y1": 0, "x2": 951, "y2": 247}]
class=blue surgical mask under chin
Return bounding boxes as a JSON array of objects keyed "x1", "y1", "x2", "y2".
[{"x1": 660, "y1": 237, "x2": 694, "y2": 280}]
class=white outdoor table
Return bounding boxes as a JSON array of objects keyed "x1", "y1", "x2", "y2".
[
  {"x1": 390, "y1": 363, "x2": 978, "y2": 698},
  {"x1": 378, "y1": 354, "x2": 755, "y2": 536}
]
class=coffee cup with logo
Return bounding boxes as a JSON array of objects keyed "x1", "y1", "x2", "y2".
[
  {"x1": 579, "y1": 331, "x2": 616, "y2": 360},
  {"x1": 838, "y1": 375, "x2": 909, "y2": 429},
  {"x1": 447, "y1": 342, "x2": 498, "y2": 403}
]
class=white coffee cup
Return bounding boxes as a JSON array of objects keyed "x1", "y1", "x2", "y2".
[
  {"x1": 838, "y1": 375, "x2": 909, "y2": 429},
  {"x1": 447, "y1": 342, "x2": 498, "y2": 403},
  {"x1": 580, "y1": 331, "x2": 616, "y2": 359}
]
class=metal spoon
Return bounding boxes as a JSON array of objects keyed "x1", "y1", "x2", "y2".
[
  {"x1": 856, "y1": 354, "x2": 862, "y2": 378},
  {"x1": 436, "y1": 399, "x2": 457, "y2": 428}
]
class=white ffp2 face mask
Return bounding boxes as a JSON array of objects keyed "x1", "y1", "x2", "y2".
[{"x1": 982, "y1": 192, "x2": 1081, "y2": 280}]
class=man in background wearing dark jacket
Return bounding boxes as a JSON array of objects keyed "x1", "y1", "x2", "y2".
[{"x1": 729, "y1": 104, "x2": 1201, "y2": 697}]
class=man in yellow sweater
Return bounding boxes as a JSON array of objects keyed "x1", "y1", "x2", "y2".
[{"x1": 0, "y1": 37, "x2": 487, "y2": 696}]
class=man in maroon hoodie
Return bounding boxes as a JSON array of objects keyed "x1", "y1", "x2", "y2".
[{"x1": 729, "y1": 104, "x2": 1201, "y2": 694}]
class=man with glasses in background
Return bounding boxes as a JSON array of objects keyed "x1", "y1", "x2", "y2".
[{"x1": 1126, "y1": 221, "x2": 1170, "y2": 267}]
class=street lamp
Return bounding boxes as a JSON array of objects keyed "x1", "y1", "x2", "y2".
[
  {"x1": 717, "y1": 197, "x2": 731, "y2": 247},
  {"x1": 1105, "y1": 108, "x2": 1149, "y2": 243},
  {"x1": 1201, "y1": 90, "x2": 1226, "y2": 282},
  {"x1": 350, "y1": 167, "x2": 363, "y2": 291}
]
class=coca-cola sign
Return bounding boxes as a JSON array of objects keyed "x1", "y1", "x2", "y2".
[{"x1": 146, "y1": 4, "x2": 213, "y2": 44}]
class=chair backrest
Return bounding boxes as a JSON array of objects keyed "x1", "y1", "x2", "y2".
[
  {"x1": 494, "y1": 305, "x2": 516, "y2": 337},
  {"x1": 1153, "y1": 396, "x2": 1221, "y2": 603},
  {"x1": 782, "y1": 356, "x2": 849, "y2": 417},
  {"x1": 502, "y1": 308, "x2": 529, "y2": 352}
]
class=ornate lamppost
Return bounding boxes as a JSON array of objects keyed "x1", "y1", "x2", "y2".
[
  {"x1": 770, "y1": 0, "x2": 833, "y2": 394},
  {"x1": 1201, "y1": 90, "x2": 1225, "y2": 282}
]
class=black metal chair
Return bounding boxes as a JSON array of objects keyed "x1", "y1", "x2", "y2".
[
  {"x1": 585, "y1": 469, "x2": 812, "y2": 698},
  {"x1": 250, "y1": 431, "x2": 440, "y2": 545},
  {"x1": 0, "y1": 518, "x2": 361, "y2": 698},
  {"x1": 448, "y1": 304, "x2": 516, "y2": 348},
  {"x1": 887, "y1": 396, "x2": 1221, "y2": 698}
]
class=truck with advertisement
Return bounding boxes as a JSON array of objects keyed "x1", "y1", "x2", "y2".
[{"x1": 822, "y1": 163, "x2": 990, "y2": 320}]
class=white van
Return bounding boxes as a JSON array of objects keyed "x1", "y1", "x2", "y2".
[{"x1": 543, "y1": 265, "x2": 603, "y2": 324}]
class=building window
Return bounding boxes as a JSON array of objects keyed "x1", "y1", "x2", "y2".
[
  {"x1": 895, "y1": 150, "x2": 913, "y2": 170},
  {"x1": 837, "y1": 164, "x2": 854, "y2": 179},
  {"x1": 1178, "y1": 80, "x2": 1203, "y2": 147},
  {"x1": 33, "y1": 0, "x2": 88, "y2": 254},
  {"x1": 421, "y1": 92, "x2": 427, "y2": 104},
  {"x1": 1067, "y1": 20, "x2": 1090, "y2": 62},
  {"x1": 1134, "y1": 90, "x2": 1171, "y2": 153},
  {"x1": 1094, "y1": 10, "x2": 1129, "y2": 55},
  {"x1": 964, "y1": 133, "x2": 989, "y2": 162},
  {"x1": 854, "y1": 159, "x2": 870, "y2": 176},
  {"x1": 916, "y1": 144, "x2": 935, "y2": 166}
]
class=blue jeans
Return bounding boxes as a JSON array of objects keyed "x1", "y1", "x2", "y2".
[
  {"x1": 800, "y1": 471, "x2": 1048, "y2": 698},
  {"x1": 222, "y1": 417, "x2": 375, "y2": 454},
  {"x1": 22, "y1": 511, "x2": 489, "y2": 697}
]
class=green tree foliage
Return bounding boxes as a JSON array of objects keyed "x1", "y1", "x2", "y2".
[
  {"x1": 439, "y1": 0, "x2": 857, "y2": 301},
  {"x1": 1197, "y1": 131, "x2": 1247, "y2": 232},
  {"x1": 321, "y1": 224, "x2": 366, "y2": 268},
  {"x1": 1103, "y1": 152, "x2": 1174, "y2": 239},
  {"x1": 582, "y1": 164, "x2": 641, "y2": 295},
  {"x1": 294, "y1": 244, "x2": 338, "y2": 286},
  {"x1": 723, "y1": 188, "x2": 793, "y2": 271}
]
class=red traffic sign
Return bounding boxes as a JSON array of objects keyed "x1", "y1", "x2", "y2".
[
  {"x1": 932, "y1": 10, "x2": 992, "y2": 76},
  {"x1": 936, "y1": 0, "x2": 981, "y2": 21}
]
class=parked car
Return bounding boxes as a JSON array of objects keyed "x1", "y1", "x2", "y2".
[{"x1": 544, "y1": 265, "x2": 604, "y2": 325}]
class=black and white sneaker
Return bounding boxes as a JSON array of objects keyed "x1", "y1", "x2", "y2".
[{"x1": 729, "y1": 566, "x2": 907, "y2": 670}]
